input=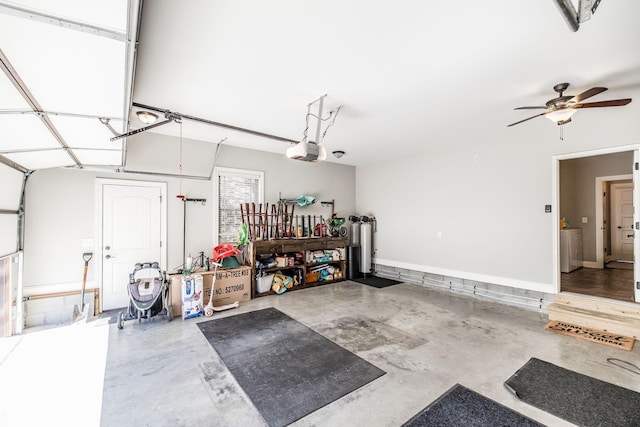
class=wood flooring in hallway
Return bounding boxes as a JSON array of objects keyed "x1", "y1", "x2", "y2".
[{"x1": 561, "y1": 265, "x2": 634, "y2": 302}]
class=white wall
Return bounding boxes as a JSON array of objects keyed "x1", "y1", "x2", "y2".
[
  {"x1": 21, "y1": 143, "x2": 355, "y2": 326},
  {"x1": 357, "y1": 108, "x2": 640, "y2": 294},
  {"x1": 21, "y1": 144, "x2": 355, "y2": 301},
  {"x1": 218, "y1": 144, "x2": 355, "y2": 218},
  {"x1": 14, "y1": 102, "x2": 640, "y2": 323}
]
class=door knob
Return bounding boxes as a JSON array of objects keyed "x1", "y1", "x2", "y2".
[
  {"x1": 627, "y1": 234, "x2": 634, "y2": 238},
  {"x1": 105, "y1": 254, "x2": 116, "y2": 259}
]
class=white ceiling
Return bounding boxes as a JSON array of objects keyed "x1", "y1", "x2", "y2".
[
  {"x1": 2, "y1": 1, "x2": 639, "y2": 171},
  {"x1": 131, "y1": 0, "x2": 640, "y2": 166}
]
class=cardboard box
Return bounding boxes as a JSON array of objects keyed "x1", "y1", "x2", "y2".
[
  {"x1": 305, "y1": 272, "x2": 319, "y2": 283},
  {"x1": 170, "y1": 266, "x2": 252, "y2": 316},
  {"x1": 203, "y1": 266, "x2": 252, "y2": 306},
  {"x1": 181, "y1": 275, "x2": 204, "y2": 319}
]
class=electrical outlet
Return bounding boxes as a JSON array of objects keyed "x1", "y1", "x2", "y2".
[{"x1": 582, "y1": 217, "x2": 588, "y2": 223}]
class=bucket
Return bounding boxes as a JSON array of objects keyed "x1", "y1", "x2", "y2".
[{"x1": 257, "y1": 273, "x2": 274, "y2": 293}]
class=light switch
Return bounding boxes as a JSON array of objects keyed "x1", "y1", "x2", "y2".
[{"x1": 582, "y1": 217, "x2": 588, "y2": 224}]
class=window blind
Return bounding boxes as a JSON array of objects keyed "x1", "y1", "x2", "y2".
[{"x1": 217, "y1": 170, "x2": 262, "y2": 244}]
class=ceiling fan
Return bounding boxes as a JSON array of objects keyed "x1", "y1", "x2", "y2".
[{"x1": 507, "y1": 83, "x2": 632, "y2": 128}]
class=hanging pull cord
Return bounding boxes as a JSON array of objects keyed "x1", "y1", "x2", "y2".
[{"x1": 607, "y1": 358, "x2": 640, "y2": 375}]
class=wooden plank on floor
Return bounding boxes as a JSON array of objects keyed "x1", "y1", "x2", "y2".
[
  {"x1": 545, "y1": 320, "x2": 634, "y2": 351},
  {"x1": 548, "y1": 303, "x2": 640, "y2": 339},
  {"x1": 554, "y1": 293, "x2": 640, "y2": 320}
]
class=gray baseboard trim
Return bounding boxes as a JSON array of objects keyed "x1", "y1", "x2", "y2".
[{"x1": 373, "y1": 263, "x2": 553, "y2": 312}]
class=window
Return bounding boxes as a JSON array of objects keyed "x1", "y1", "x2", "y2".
[{"x1": 214, "y1": 167, "x2": 264, "y2": 244}]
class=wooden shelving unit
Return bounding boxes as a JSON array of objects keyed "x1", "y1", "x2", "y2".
[{"x1": 250, "y1": 236, "x2": 348, "y2": 297}]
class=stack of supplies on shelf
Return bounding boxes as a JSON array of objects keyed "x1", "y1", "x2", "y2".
[
  {"x1": 308, "y1": 263, "x2": 336, "y2": 282},
  {"x1": 307, "y1": 250, "x2": 332, "y2": 264}
]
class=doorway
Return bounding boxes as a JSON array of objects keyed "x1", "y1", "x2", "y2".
[
  {"x1": 97, "y1": 179, "x2": 167, "y2": 311},
  {"x1": 595, "y1": 176, "x2": 633, "y2": 268},
  {"x1": 610, "y1": 181, "x2": 634, "y2": 263},
  {"x1": 557, "y1": 150, "x2": 637, "y2": 303}
]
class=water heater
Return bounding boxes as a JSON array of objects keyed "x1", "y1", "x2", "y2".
[
  {"x1": 359, "y1": 216, "x2": 374, "y2": 276},
  {"x1": 349, "y1": 215, "x2": 360, "y2": 246}
]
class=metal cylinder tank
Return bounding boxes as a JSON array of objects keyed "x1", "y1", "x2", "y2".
[
  {"x1": 347, "y1": 246, "x2": 362, "y2": 279},
  {"x1": 350, "y1": 222, "x2": 360, "y2": 246},
  {"x1": 360, "y1": 222, "x2": 372, "y2": 275}
]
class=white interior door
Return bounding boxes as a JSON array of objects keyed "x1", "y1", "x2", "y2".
[
  {"x1": 611, "y1": 182, "x2": 634, "y2": 262},
  {"x1": 102, "y1": 184, "x2": 162, "y2": 310},
  {"x1": 602, "y1": 182, "x2": 611, "y2": 263}
]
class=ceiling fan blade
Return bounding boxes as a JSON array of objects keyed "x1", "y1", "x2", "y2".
[
  {"x1": 507, "y1": 112, "x2": 548, "y2": 127},
  {"x1": 573, "y1": 98, "x2": 632, "y2": 109},
  {"x1": 571, "y1": 87, "x2": 607, "y2": 103},
  {"x1": 514, "y1": 106, "x2": 547, "y2": 110}
]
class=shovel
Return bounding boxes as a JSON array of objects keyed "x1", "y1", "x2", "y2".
[{"x1": 72, "y1": 252, "x2": 93, "y2": 323}]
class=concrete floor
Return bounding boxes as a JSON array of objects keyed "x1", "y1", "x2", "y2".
[{"x1": 3, "y1": 280, "x2": 640, "y2": 426}]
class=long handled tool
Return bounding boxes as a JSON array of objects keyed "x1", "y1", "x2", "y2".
[
  {"x1": 72, "y1": 252, "x2": 93, "y2": 323},
  {"x1": 245, "y1": 202, "x2": 251, "y2": 239}
]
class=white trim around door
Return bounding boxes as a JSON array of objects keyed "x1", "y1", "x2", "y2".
[
  {"x1": 553, "y1": 144, "x2": 640, "y2": 298},
  {"x1": 595, "y1": 174, "x2": 633, "y2": 269},
  {"x1": 95, "y1": 178, "x2": 167, "y2": 312}
]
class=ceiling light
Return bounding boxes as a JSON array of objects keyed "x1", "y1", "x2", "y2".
[
  {"x1": 332, "y1": 150, "x2": 345, "y2": 158},
  {"x1": 546, "y1": 108, "x2": 576, "y2": 124},
  {"x1": 136, "y1": 110, "x2": 158, "y2": 125}
]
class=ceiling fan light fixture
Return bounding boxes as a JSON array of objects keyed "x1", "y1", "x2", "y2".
[
  {"x1": 332, "y1": 150, "x2": 345, "y2": 158},
  {"x1": 545, "y1": 108, "x2": 576, "y2": 124},
  {"x1": 136, "y1": 110, "x2": 159, "y2": 125}
]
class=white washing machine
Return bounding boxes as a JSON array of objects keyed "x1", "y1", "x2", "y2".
[{"x1": 560, "y1": 229, "x2": 583, "y2": 273}]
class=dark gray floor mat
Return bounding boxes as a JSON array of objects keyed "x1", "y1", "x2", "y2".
[
  {"x1": 198, "y1": 307, "x2": 385, "y2": 427},
  {"x1": 504, "y1": 357, "x2": 640, "y2": 427},
  {"x1": 403, "y1": 383, "x2": 543, "y2": 427}
]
